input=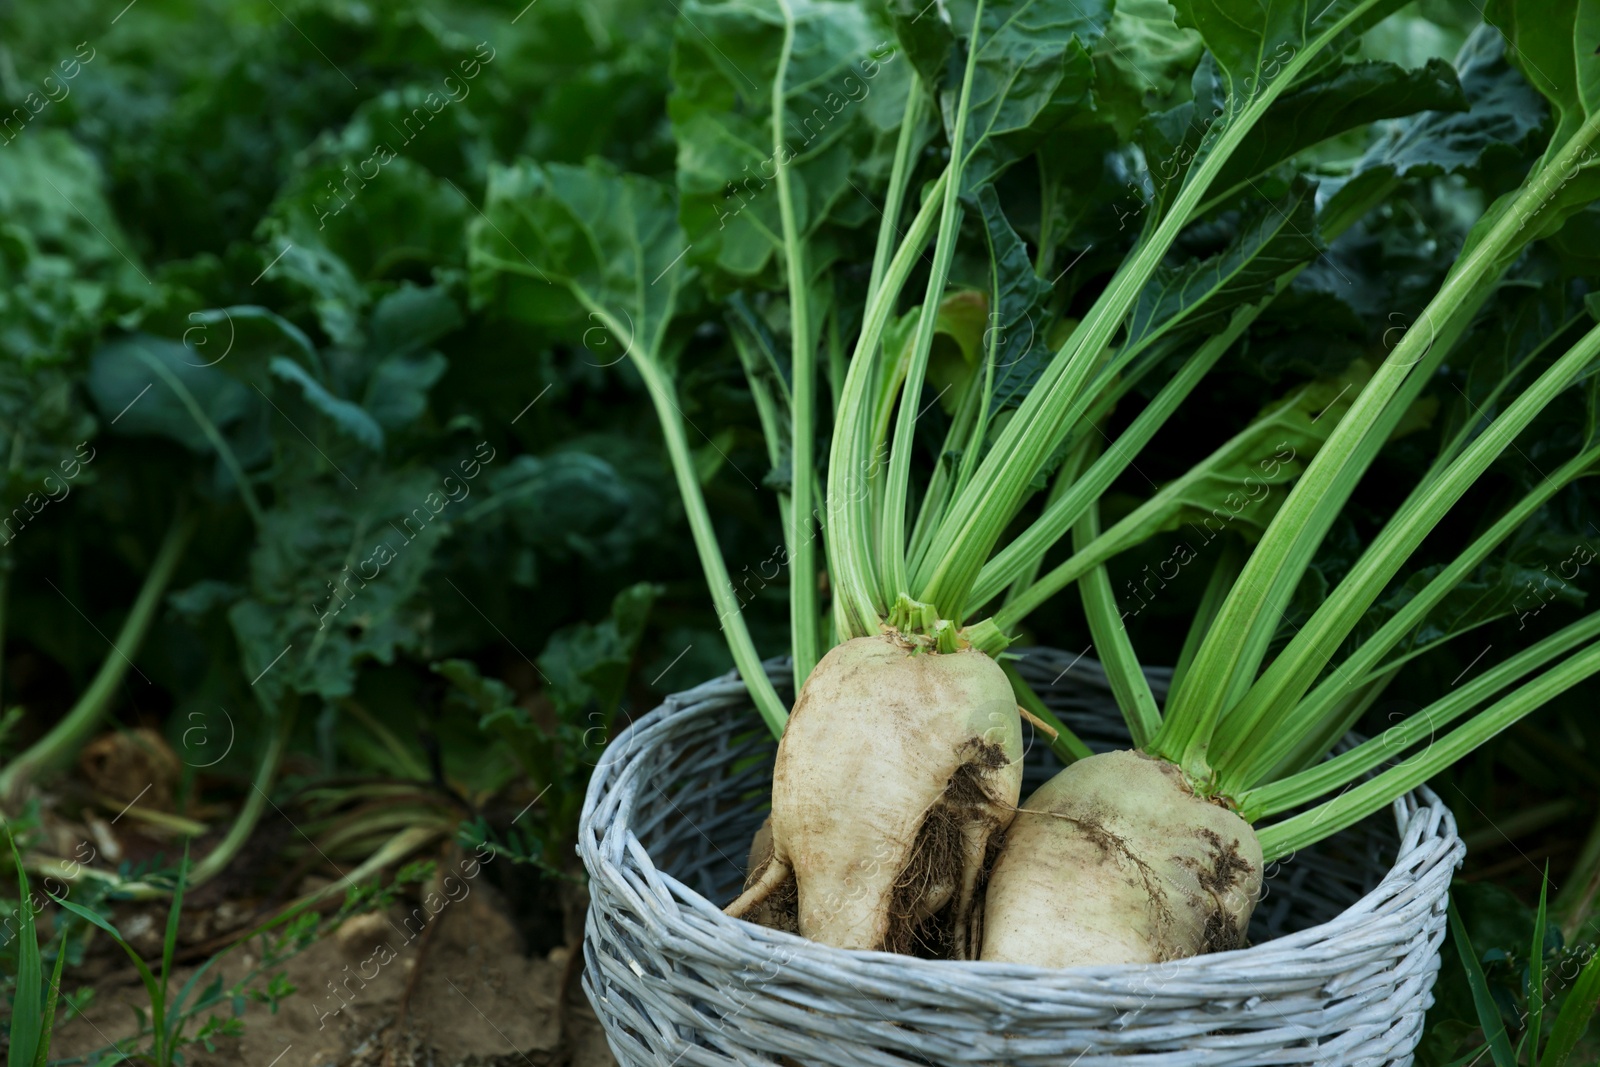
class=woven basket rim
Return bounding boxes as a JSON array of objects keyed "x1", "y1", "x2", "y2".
[{"x1": 581, "y1": 653, "x2": 1462, "y2": 989}]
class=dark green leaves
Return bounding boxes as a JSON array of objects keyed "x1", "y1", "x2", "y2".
[
  {"x1": 1484, "y1": 0, "x2": 1600, "y2": 143},
  {"x1": 7, "y1": 840, "x2": 44, "y2": 1067},
  {"x1": 1449, "y1": 902, "x2": 1519, "y2": 1067},
  {"x1": 1091, "y1": 0, "x2": 1203, "y2": 140},
  {"x1": 1544, "y1": 947, "x2": 1600, "y2": 1065},
  {"x1": 269, "y1": 358, "x2": 385, "y2": 452},
  {"x1": 1170, "y1": 0, "x2": 1405, "y2": 111},
  {"x1": 671, "y1": 0, "x2": 911, "y2": 285},
  {"x1": 1318, "y1": 28, "x2": 1546, "y2": 235},
  {"x1": 259, "y1": 158, "x2": 470, "y2": 347},
  {"x1": 89, "y1": 335, "x2": 259, "y2": 454},
  {"x1": 1354, "y1": 555, "x2": 1585, "y2": 669},
  {"x1": 1136, "y1": 55, "x2": 1225, "y2": 226},
  {"x1": 892, "y1": 0, "x2": 1112, "y2": 189},
  {"x1": 473, "y1": 160, "x2": 690, "y2": 363},
  {"x1": 362, "y1": 286, "x2": 456, "y2": 432},
  {"x1": 1471, "y1": 1, "x2": 1600, "y2": 251},
  {"x1": 0, "y1": 132, "x2": 140, "y2": 518},
  {"x1": 228, "y1": 468, "x2": 452, "y2": 705},
  {"x1": 454, "y1": 450, "x2": 670, "y2": 582},
  {"x1": 1125, "y1": 179, "x2": 1323, "y2": 352},
  {"x1": 978, "y1": 186, "x2": 1052, "y2": 415},
  {"x1": 1212, "y1": 58, "x2": 1467, "y2": 199},
  {"x1": 1358, "y1": 28, "x2": 1544, "y2": 182},
  {"x1": 538, "y1": 581, "x2": 659, "y2": 720},
  {"x1": 436, "y1": 582, "x2": 658, "y2": 874}
]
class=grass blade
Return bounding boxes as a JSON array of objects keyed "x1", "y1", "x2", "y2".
[
  {"x1": 1450, "y1": 901, "x2": 1517, "y2": 1067},
  {"x1": 157, "y1": 843, "x2": 192, "y2": 1060},
  {"x1": 34, "y1": 931, "x2": 69, "y2": 1067},
  {"x1": 49, "y1": 893, "x2": 164, "y2": 1018},
  {"x1": 7, "y1": 838, "x2": 44, "y2": 1067},
  {"x1": 1542, "y1": 943, "x2": 1600, "y2": 1066},
  {"x1": 1529, "y1": 869, "x2": 1550, "y2": 1059}
]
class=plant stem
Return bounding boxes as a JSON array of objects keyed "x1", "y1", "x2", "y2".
[
  {"x1": 340, "y1": 698, "x2": 429, "y2": 780},
  {"x1": 914, "y1": 1, "x2": 1386, "y2": 621},
  {"x1": 1237, "y1": 611, "x2": 1600, "y2": 819},
  {"x1": 1228, "y1": 441, "x2": 1600, "y2": 784},
  {"x1": 771, "y1": 0, "x2": 819, "y2": 690},
  {"x1": 1161, "y1": 109, "x2": 1600, "y2": 777},
  {"x1": 869, "y1": 88, "x2": 925, "y2": 300},
  {"x1": 880, "y1": 0, "x2": 984, "y2": 615},
  {"x1": 825, "y1": 170, "x2": 949, "y2": 638},
  {"x1": 134, "y1": 351, "x2": 265, "y2": 527},
  {"x1": 1419, "y1": 308, "x2": 1589, "y2": 491},
  {"x1": 1211, "y1": 323, "x2": 1600, "y2": 781},
  {"x1": 727, "y1": 318, "x2": 798, "y2": 580},
  {"x1": 593, "y1": 305, "x2": 789, "y2": 734},
  {"x1": 189, "y1": 700, "x2": 295, "y2": 886},
  {"x1": 992, "y1": 361, "x2": 1316, "y2": 631},
  {"x1": 1252, "y1": 634, "x2": 1600, "y2": 859},
  {"x1": 0, "y1": 512, "x2": 197, "y2": 801},
  {"x1": 972, "y1": 299, "x2": 1256, "y2": 607},
  {"x1": 1072, "y1": 497, "x2": 1161, "y2": 748},
  {"x1": 999, "y1": 440, "x2": 1088, "y2": 611},
  {"x1": 906, "y1": 357, "x2": 984, "y2": 573},
  {"x1": 1170, "y1": 536, "x2": 1243, "y2": 694}
]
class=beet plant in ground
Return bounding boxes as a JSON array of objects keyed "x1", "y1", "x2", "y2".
[{"x1": 475, "y1": 0, "x2": 1600, "y2": 965}]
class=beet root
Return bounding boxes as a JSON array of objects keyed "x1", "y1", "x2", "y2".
[
  {"x1": 979, "y1": 750, "x2": 1262, "y2": 968},
  {"x1": 727, "y1": 635, "x2": 1022, "y2": 957}
]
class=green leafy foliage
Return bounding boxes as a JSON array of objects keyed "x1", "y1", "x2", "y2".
[
  {"x1": 1171, "y1": 0, "x2": 1405, "y2": 111},
  {"x1": 437, "y1": 581, "x2": 658, "y2": 875},
  {"x1": 669, "y1": 0, "x2": 911, "y2": 285},
  {"x1": 1325, "y1": 27, "x2": 1545, "y2": 213},
  {"x1": 1125, "y1": 179, "x2": 1324, "y2": 352},
  {"x1": 473, "y1": 159, "x2": 691, "y2": 361},
  {"x1": 892, "y1": 0, "x2": 1112, "y2": 190},
  {"x1": 978, "y1": 187, "x2": 1054, "y2": 415},
  {"x1": 1090, "y1": 0, "x2": 1203, "y2": 141},
  {"x1": 1212, "y1": 57, "x2": 1466, "y2": 199}
]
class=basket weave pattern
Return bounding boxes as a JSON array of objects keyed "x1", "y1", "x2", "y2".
[{"x1": 578, "y1": 651, "x2": 1464, "y2": 1066}]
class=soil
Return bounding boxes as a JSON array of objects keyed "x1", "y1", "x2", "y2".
[{"x1": 50, "y1": 880, "x2": 616, "y2": 1067}]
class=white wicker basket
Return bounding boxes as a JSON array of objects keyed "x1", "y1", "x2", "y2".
[{"x1": 578, "y1": 651, "x2": 1463, "y2": 1066}]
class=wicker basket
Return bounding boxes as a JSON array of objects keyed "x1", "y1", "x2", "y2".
[{"x1": 578, "y1": 650, "x2": 1464, "y2": 1066}]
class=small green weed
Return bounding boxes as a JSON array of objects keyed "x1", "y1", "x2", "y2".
[{"x1": 1442, "y1": 872, "x2": 1600, "y2": 1067}]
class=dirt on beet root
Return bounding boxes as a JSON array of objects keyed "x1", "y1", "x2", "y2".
[{"x1": 48, "y1": 877, "x2": 616, "y2": 1067}]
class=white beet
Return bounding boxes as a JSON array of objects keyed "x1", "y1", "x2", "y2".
[
  {"x1": 727, "y1": 635, "x2": 1023, "y2": 956},
  {"x1": 980, "y1": 750, "x2": 1262, "y2": 968}
]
